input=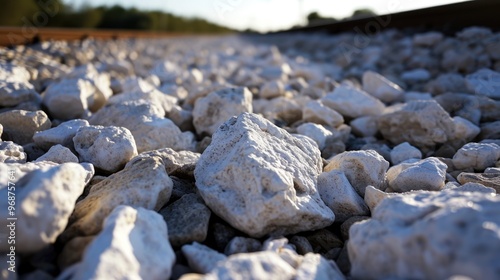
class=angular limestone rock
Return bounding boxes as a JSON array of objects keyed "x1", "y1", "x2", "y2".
[
  {"x1": 0, "y1": 110, "x2": 51, "y2": 145},
  {"x1": 33, "y1": 119, "x2": 89, "y2": 151},
  {"x1": 386, "y1": 157, "x2": 448, "y2": 192},
  {"x1": 321, "y1": 85, "x2": 385, "y2": 118},
  {"x1": 0, "y1": 141, "x2": 27, "y2": 163}
]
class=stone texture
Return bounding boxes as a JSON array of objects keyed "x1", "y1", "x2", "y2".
[
  {"x1": 317, "y1": 170, "x2": 369, "y2": 222},
  {"x1": 457, "y1": 172, "x2": 500, "y2": 193},
  {"x1": 296, "y1": 123, "x2": 333, "y2": 150},
  {"x1": 302, "y1": 100, "x2": 344, "y2": 128},
  {"x1": 42, "y1": 78, "x2": 95, "y2": 120},
  {"x1": 387, "y1": 157, "x2": 448, "y2": 192},
  {"x1": 452, "y1": 142, "x2": 500, "y2": 171},
  {"x1": 340, "y1": 216, "x2": 370, "y2": 240},
  {"x1": 0, "y1": 163, "x2": 88, "y2": 253},
  {"x1": 324, "y1": 150, "x2": 389, "y2": 196},
  {"x1": 126, "y1": 147, "x2": 200, "y2": 177},
  {"x1": 362, "y1": 71, "x2": 404, "y2": 103},
  {"x1": 260, "y1": 80, "x2": 285, "y2": 99},
  {"x1": 89, "y1": 100, "x2": 196, "y2": 153},
  {"x1": 58, "y1": 236, "x2": 94, "y2": 270},
  {"x1": 0, "y1": 80, "x2": 41, "y2": 107},
  {"x1": 378, "y1": 100, "x2": 456, "y2": 150},
  {"x1": 182, "y1": 242, "x2": 227, "y2": 274},
  {"x1": 203, "y1": 251, "x2": 295, "y2": 280},
  {"x1": 225, "y1": 237, "x2": 262, "y2": 256},
  {"x1": 349, "y1": 187, "x2": 500, "y2": 280},
  {"x1": 0, "y1": 141, "x2": 26, "y2": 163},
  {"x1": 35, "y1": 144, "x2": 78, "y2": 164},
  {"x1": 159, "y1": 194, "x2": 211, "y2": 247},
  {"x1": 295, "y1": 253, "x2": 345, "y2": 280},
  {"x1": 321, "y1": 85, "x2": 385, "y2": 118},
  {"x1": 0, "y1": 110, "x2": 51, "y2": 145},
  {"x1": 68, "y1": 206, "x2": 175, "y2": 280},
  {"x1": 390, "y1": 142, "x2": 422, "y2": 165},
  {"x1": 33, "y1": 119, "x2": 89, "y2": 150},
  {"x1": 62, "y1": 156, "x2": 173, "y2": 240},
  {"x1": 350, "y1": 116, "x2": 378, "y2": 138},
  {"x1": 452, "y1": 116, "x2": 480, "y2": 143},
  {"x1": 73, "y1": 125, "x2": 138, "y2": 173},
  {"x1": 193, "y1": 87, "x2": 252, "y2": 136},
  {"x1": 195, "y1": 113, "x2": 334, "y2": 238}
]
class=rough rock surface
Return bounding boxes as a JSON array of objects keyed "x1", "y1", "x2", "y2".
[
  {"x1": 390, "y1": 142, "x2": 422, "y2": 165},
  {"x1": 452, "y1": 142, "x2": 500, "y2": 171},
  {"x1": 362, "y1": 71, "x2": 404, "y2": 103},
  {"x1": 324, "y1": 150, "x2": 389, "y2": 196},
  {"x1": 68, "y1": 206, "x2": 175, "y2": 280},
  {"x1": 465, "y1": 68, "x2": 500, "y2": 99},
  {"x1": 302, "y1": 100, "x2": 344, "y2": 128},
  {"x1": 349, "y1": 187, "x2": 500, "y2": 280},
  {"x1": 35, "y1": 144, "x2": 78, "y2": 164},
  {"x1": 0, "y1": 110, "x2": 51, "y2": 145},
  {"x1": 296, "y1": 123, "x2": 333, "y2": 150},
  {"x1": 182, "y1": 242, "x2": 227, "y2": 274},
  {"x1": 42, "y1": 78, "x2": 95, "y2": 120},
  {"x1": 386, "y1": 157, "x2": 448, "y2": 192},
  {"x1": 73, "y1": 125, "x2": 138, "y2": 173},
  {"x1": 378, "y1": 100, "x2": 456, "y2": 150},
  {"x1": 457, "y1": 172, "x2": 500, "y2": 193},
  {"x1": 62, "y1": 156, "x2": 173, "y2": 240},
  {"x1": 0, "y1": 141, "x2": 27, "y2": 163},
  {"x1": 159, "y1": 194, "x2": 211, "y2": 247},
  {"x1": 195, "y1": 113, "x2": 334, "y2": 237},
  {"x1": 126, "y1": 147, "x2": 200, "y2": 177},
  {"x1": 0, "y1": 163, "x2": 88, "y2": 253},
  {"x1": 192, "y1": 87, "x2": 253, "y2": 136}
]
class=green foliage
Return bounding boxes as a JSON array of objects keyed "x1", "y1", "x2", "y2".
[
  {"x1": 0, "y1": 0, "x2": 233, "y2": 33},
  {"x1": 306, "y1": 12, "x2": 337, "y2": 25},
  {"x1": 351, "y1": 8, "x2": 377, "y2": 18}
]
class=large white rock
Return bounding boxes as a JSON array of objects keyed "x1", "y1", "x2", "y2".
[
  {"x1": 89, "y1": 100, "x2": 196, "y2": 153},
  {"x1": 350, "y1": 116, "x2": 378, "y2": 137},
  {"x1": 73, "y1": 125, "x2": 138, "y2": 173},
  {"x1": 452, "y1": 116, "x2": 481, "y2": 142},
  {"x1": 296, "y1": 123, "x2": 332, "y2": 150},
  {"x1": 260, "y1": 80, "x2": 285, "y2": 99},
  {"x1": 33, "y1": 119, "x2": 89, "y2": 150},
  {"x1": 203, "y1": 251, "x2": 295, "y2": 280},
  {"x1": 42, "y1": 78, "x2": 95, "y2": 120},
  {"x1": 452, "y1": 142, "x2": 500, "y2": 171},
  {"x1": 0, "y1": 163, "x2": 88, "y2": 253},
  {"x1": 0, "y1": 80, "x2": 41, "y2": 107},
  {"x1": 302, "y1": 100, "x2": 344, "y2": 128},
  {"x1": 321, "y1": 85, "x2": 385, "y2": 118},
  {"x1": 69, "y1": 206, "x2": 175, "y2": 280},
  {"x1": 349, "y1": 187, "x2": 500, "y2": 280},
  {"x1": 195, "y1": 113, "x2": 334, "y2": 238},
  {"x1": 386, "y1": 157, "x2": 448, "y2": 192},
  {"x1": 466, "y1": 68, "x2": 500, "y2": 99},
  {"x1": 192, "y1": 87, "x2": 253, "y2": 136},
  {"x1": 378, "y1": 100, "x2": 456, "y2": 150},
  {"x1": 0, "y1": 110, "x2": 51, "y2": 145},
  {"x1": 390, "y1": 142, "x2": 422, "y2": 165},
  {"x1": 0, "y1": 141, "x2": 26, "y2": 163},
  {"x1": 35, "y1": 144, "x2": 78, "y2": 164},
  {"x1": 107, "y1": 88, "x2": 178, "y2": 114},
  {"x1": 317, "y1": 170, "x2": 369, "y2": 222},
  {"x1": 62, "y1": 156, "x2": 173, "y2": 240},
  {"x1": 362, "y1": 71, "x2": 404, "y2": 103},
  {"x1": 324, "y1": 150, "x2": 389, "y2": 197}
]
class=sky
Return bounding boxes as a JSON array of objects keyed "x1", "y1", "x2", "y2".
[{"x1": 65, "y1": 0, "x2": 472, "y2": 32}]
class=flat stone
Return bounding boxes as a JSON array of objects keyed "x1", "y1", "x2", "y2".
[
  {"x1": 302, "y1": 100, "x2": 344, "y2": 128},
  {"x1": 378, "y1": 100, "x2": 455, "y2": 150},
  {"x1": 318, "y1": 170, "x2": 369, "y2": 222},
  {"x1": 324, "y1": 150, "x2": 389, "y2": 197},
  {"x1": 0, "y1": 163, "x2": 88, "y2": 253},
  {"x1": 73, "y1": 125, "x2": 138, "y2": 173},
  {"x1": 33, "y1": 119, "x2": 89, "y2": 151},
  {"x1": 193, "y1": 87, "x2": 253, "y2": 136},
  {"x1": 68, "y1": 206, "x2": 175, "y2": 280},
  {"x1": 0, "y1": 141, "x2": 26, "y2": 163},
  {"x1": 62, "y1": 156, "x2": 173, "y2": 241},
  {"x1": 35, "y1": 144, "x2": 78, "y2": 164},
  {"x1": 195, "y1": 113, "x2": 334, "y2": 237},
  {"x1": 321, "y1": 85, "x2": 385, "y2": 118},
  {"x1": 390, "y1": 142, "x2": 422, "y2": 165},
  {"x1": 0, "y1": 110, "x2": 51, "y2": 145},
  {"x1": 349, "y1": 187, "x2": 500, "y2": 280},
  {"x1": 457, "y1": 172, "x2": 500, "y2": 193},
  {"x1": 160, "y1": 194, "x2": 211, "y2": 247},
  {"x1": 387, "y1": 157, "x2": 448, "y2": 192},
  {"x1": 362, "y1": 71, "x2": 404, "y2": 103}
]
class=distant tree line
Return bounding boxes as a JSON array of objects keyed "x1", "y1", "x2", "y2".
[
  {"x1": 0, "y1": 0, "x2": 233, "y2": 33},
  {"x1": 306, "y1": 8, "x2": 376, "y2": 26}
]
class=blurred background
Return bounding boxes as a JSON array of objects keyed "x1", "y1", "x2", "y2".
[{"x1": 1, "y1": 0, "x2": 471, "y2": 33}]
